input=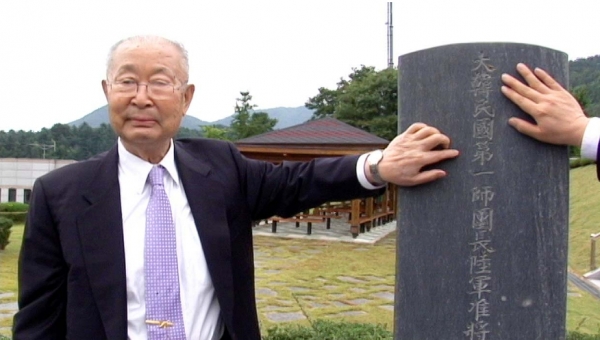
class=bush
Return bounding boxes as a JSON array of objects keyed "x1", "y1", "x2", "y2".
[
  {"x1": 260, "y1": 320, "x2": 600, "y2": 340},
  {"x1": 0, "y1": 212, "x2": 27, "y2": 224},
  {"x1": 262, "y1": 320, "x2": 393, "y2": 340},
  {"x1": 0, "y1": 216, "x2": 14, "y2": 250},
  {"x1": 570, "y1": 158, "x2": 595, "y2": 169},
  {"x1": 0, "y1": 202, "x2": 29, "y2": 212},
  {"x1": 568, "y1": 331, "x2": 600, "y2": 339}
]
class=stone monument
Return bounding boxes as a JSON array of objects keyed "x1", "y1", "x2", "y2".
[{"x1": 396, "y1": 43, "x2": 569, "y2": 339}]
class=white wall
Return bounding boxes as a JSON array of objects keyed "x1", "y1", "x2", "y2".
[{"x1": 0, "y1": 158, "x2": 76, "y2": 203}]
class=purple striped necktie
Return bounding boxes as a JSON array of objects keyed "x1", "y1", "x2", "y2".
[{"x1": 145, "y1": 165, "x2": 186, "y2": 339}]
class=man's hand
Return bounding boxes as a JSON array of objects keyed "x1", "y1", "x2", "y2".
[
  {"x1": 374, "y1": 123, "x2": 459, "y2": 186},
  {"x1": 501, "y1": 63, "x2": 589, "y2": 147}
]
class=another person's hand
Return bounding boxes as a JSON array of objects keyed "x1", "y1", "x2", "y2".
[
  {"x1": 374, "y1": 123, "x2": 459, "y2": 186},
  {"x1": 501, "y1": 63, "x2": 589, "y2": 146}
]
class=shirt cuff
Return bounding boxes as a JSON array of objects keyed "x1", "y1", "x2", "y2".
[
  {"x1": 581, "y1": 117, "x2": 600, "y2": 161},
  {"x1": 356, "y1": 152, "x2": 387, "y2": 190}
]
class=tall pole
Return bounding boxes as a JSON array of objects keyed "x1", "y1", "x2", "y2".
[{"x1": 387, "y1": 2, "x2": 394, "y2": 68}]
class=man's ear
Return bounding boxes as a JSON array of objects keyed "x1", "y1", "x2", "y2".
[
  {"x1": 102, "y1": 80, "x2": 109, "y2": 100},
  {"x1": 181, "y1": 84, "x2": 195, "y2": 115}
]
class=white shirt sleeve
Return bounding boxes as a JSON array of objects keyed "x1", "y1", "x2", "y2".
[
  {"x1": 356, "y1": 152, "x2": 387, "y2": 190},
  {"x1": 581, "y1": 117, "x2": 600, "y2": 161}
]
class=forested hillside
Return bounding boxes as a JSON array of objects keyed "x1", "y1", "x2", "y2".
[{"x1": 570, "y1": 55, "x2": 600, "y2": 117}]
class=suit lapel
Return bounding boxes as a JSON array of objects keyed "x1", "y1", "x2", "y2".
[
  {"x1": 174, "y1": 143, "x2": 235, "y2": 328},
  {"x1": 76, "y1": 145, "x2": 128, "y2": 339}
]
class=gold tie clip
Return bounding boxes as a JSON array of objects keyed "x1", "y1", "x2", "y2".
[{"x1": 146, "y1": 320, "x2": 174, "y2": 328}]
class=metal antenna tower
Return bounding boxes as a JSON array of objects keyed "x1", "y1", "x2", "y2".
[{"x1": 386, "y1": 2, "x2": 394, "y2": 68}]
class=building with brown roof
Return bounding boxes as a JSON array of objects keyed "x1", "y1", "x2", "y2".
[{"x1": 236, "y1": 117, "x2": 395, "y2": 238}]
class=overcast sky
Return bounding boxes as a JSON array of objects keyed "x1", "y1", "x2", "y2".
[{"x1": 1, "y1": 0, "x2": 599, "y2": 131}]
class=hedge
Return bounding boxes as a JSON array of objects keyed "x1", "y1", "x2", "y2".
[
  {"x1": 261, "y1": 322, "x2": 600, "y2": 340},
  {"x1": 0, "y1": 216, "x2": 14, "y2": 250},
  {"x1": 0, "y1": 202, "x2": 28, "y2": 212}
]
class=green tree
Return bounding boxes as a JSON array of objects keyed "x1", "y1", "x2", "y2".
[
  {"x1": 230, "y1": 91, "x2": 277, "y2": 140},
  {"x1": 201, "y1": 125, "x2": 231, "y2": 140},
  {"x1": 306, "y1": 65, "x2": 397, "y2": 140}
]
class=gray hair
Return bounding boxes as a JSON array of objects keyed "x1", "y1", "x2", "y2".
[{"x1": 106, "y1": 35, "x2": 189, "y2": 83}]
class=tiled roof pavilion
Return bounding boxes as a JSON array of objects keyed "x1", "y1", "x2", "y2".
[
  {"x1": 235, "y1": 117, "x2": 389, "y2": 163},
  {"x1": 236, "y1": 118, "x2": 396, "y2": 238}
]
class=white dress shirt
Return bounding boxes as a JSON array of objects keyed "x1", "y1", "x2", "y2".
[
  {"x1": 118, "y1": 139, "x2": 223, "y2": 340},
  {"x1": 581, "y1": 117, "x2": 600, "y2": 161}
]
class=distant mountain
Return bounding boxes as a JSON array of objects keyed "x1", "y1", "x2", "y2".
[{"x1": 69, "y1": 106, "x2": 313, "y2": 130}]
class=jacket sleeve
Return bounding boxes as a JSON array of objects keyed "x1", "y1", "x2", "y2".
[
  {"x1": 12, "y1": 178, "x2": 67, "y2": 339},
  {"x1": 228, "y1": 143, "x2": 384, "y2": 220}
]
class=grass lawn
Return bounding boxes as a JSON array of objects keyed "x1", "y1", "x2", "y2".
[
  {"x1": 1, "y1": 165, "x2": 600, "y2": 338},
  {"x1": 568, "y1": 165, "x2": 600, "y2": 275}
]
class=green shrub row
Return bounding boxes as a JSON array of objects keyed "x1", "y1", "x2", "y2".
[
  {"x1": 570, "y1": 158, "x2": 595, "y2": 169},
  {"x1": 262, "y1": 322, "x2": 600, "y2": 340},
  {"x1": 0, "y1": 216, "x2": 13, "y2": 250},
  {"x1": 0, "y1": 322, "x2": 598, "y2": 339},
  {"x1": 263, "y1": 320, "x2": 393, "y2": 340},
  {"x1": 0, "y1": 202, "x2": 29, "y2": 212},
  {"x1": 568, "y1": 332, "x2": 600, "y2": 340},
  {"x1": 0, "y1": 212, "x2": 27, "y2": 224}
]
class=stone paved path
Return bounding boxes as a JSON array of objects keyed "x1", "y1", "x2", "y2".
[{"x1": 252, "y1": 223, "x2": 398, "y2": 330}]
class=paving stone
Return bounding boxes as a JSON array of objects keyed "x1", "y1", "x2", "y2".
[
  {"x1": 262, "y1": 270, "x2": 281, "y2": 275},
  {"x1": 330, "y1": 311, "x2": 367, "y2": 317},
  {"x1": 256, "y1": 288, "x2": 278, "y2": 297},
  {"x1": 323, "y1": 285, "x2": 338, "y2": 290},
  {"x1": 350, "y1": 288, "x2": 367, "y2": 293},
  {"x1": 379, "y1": 305, "x2": 394, "y2": 311},
  {"x1": 332, "y1": 301, "x2": 349, "y2": 307},
  {"x1": 307, "y1": 302, "x2": 327, "y2": 308},
  {"x1": 373, "y1": 284, "x2": 394, "y2": 290},
  {"x1": 275, "y1": 300, "x2": 294, "y2": 305},
  {"x1": 0, "y1": 293, "x2": 15, "y2": 299},
  {"x1": 0, "y1": 313, "x2": 15, "y2": 319},
  {"x1": 567, "y1": 292, "x2": 582, "y2": 297},
  {"x1": 315, "y1": 278, "x2": 328, "y2": 282},
  {"x1": 365, "y1": 276, "x2": 386, "y2": 282},
  {"x1": 328, "y1": 294, "x2": 346, "y2": 299},
  {"x1": 337, "y1": 276, "x2": 368, "y2": 284},
  {"x1": 267, "y1": 281, "x2": 287, "y2": 286},
  {"x1": 0, "y1": 302, "x2": 18, "y2": 311},
  {"x1": 301, "y1": 295, "x2": 317, "y2": 300},
  {"x1": 353, "y1": 247, "x2": 371, "y2": 252},
  {"x1": 371, "y1": 292, "x2": 395, "y2": 301},
  {"x1": 289, "y1": 287, "x2": 310, "y2": 292},
  {"x1": 266, "y1": 311, "x2": 306, "y2": 322},
  {"x1": 346, "y1": 298, "x2": 371, "y2": 305},
  {"x1": 263, "y1": 306, "x2": 285, "y2": 311}
]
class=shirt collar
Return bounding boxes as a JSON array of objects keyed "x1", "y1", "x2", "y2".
[{"x1": 117, "y1": 138, "x2": 180, "y2": 194}]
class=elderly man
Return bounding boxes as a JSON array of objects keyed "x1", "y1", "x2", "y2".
[{"x1": 12, "y1": 36, "x2": 458, "y2": 340}]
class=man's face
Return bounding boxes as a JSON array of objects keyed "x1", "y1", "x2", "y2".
[{"x1": 102, "y1": 41, "x2": 195, "y2": 152}]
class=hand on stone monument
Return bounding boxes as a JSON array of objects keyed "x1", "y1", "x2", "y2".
[
  {"x1": 377, "y1": 123, "x2": 459, "y2": 186},
  {"x1": 501, "y1": 63, "x2": 589, "y2": 147}
]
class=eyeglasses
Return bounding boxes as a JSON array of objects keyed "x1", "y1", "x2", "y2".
[{"x1": 108, "y1": 80, "x2": 185, "y2": 98}]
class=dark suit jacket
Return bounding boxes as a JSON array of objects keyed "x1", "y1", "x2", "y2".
[{"x1": 12, "y1": 138, "x2": 382, "y2": 340}]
